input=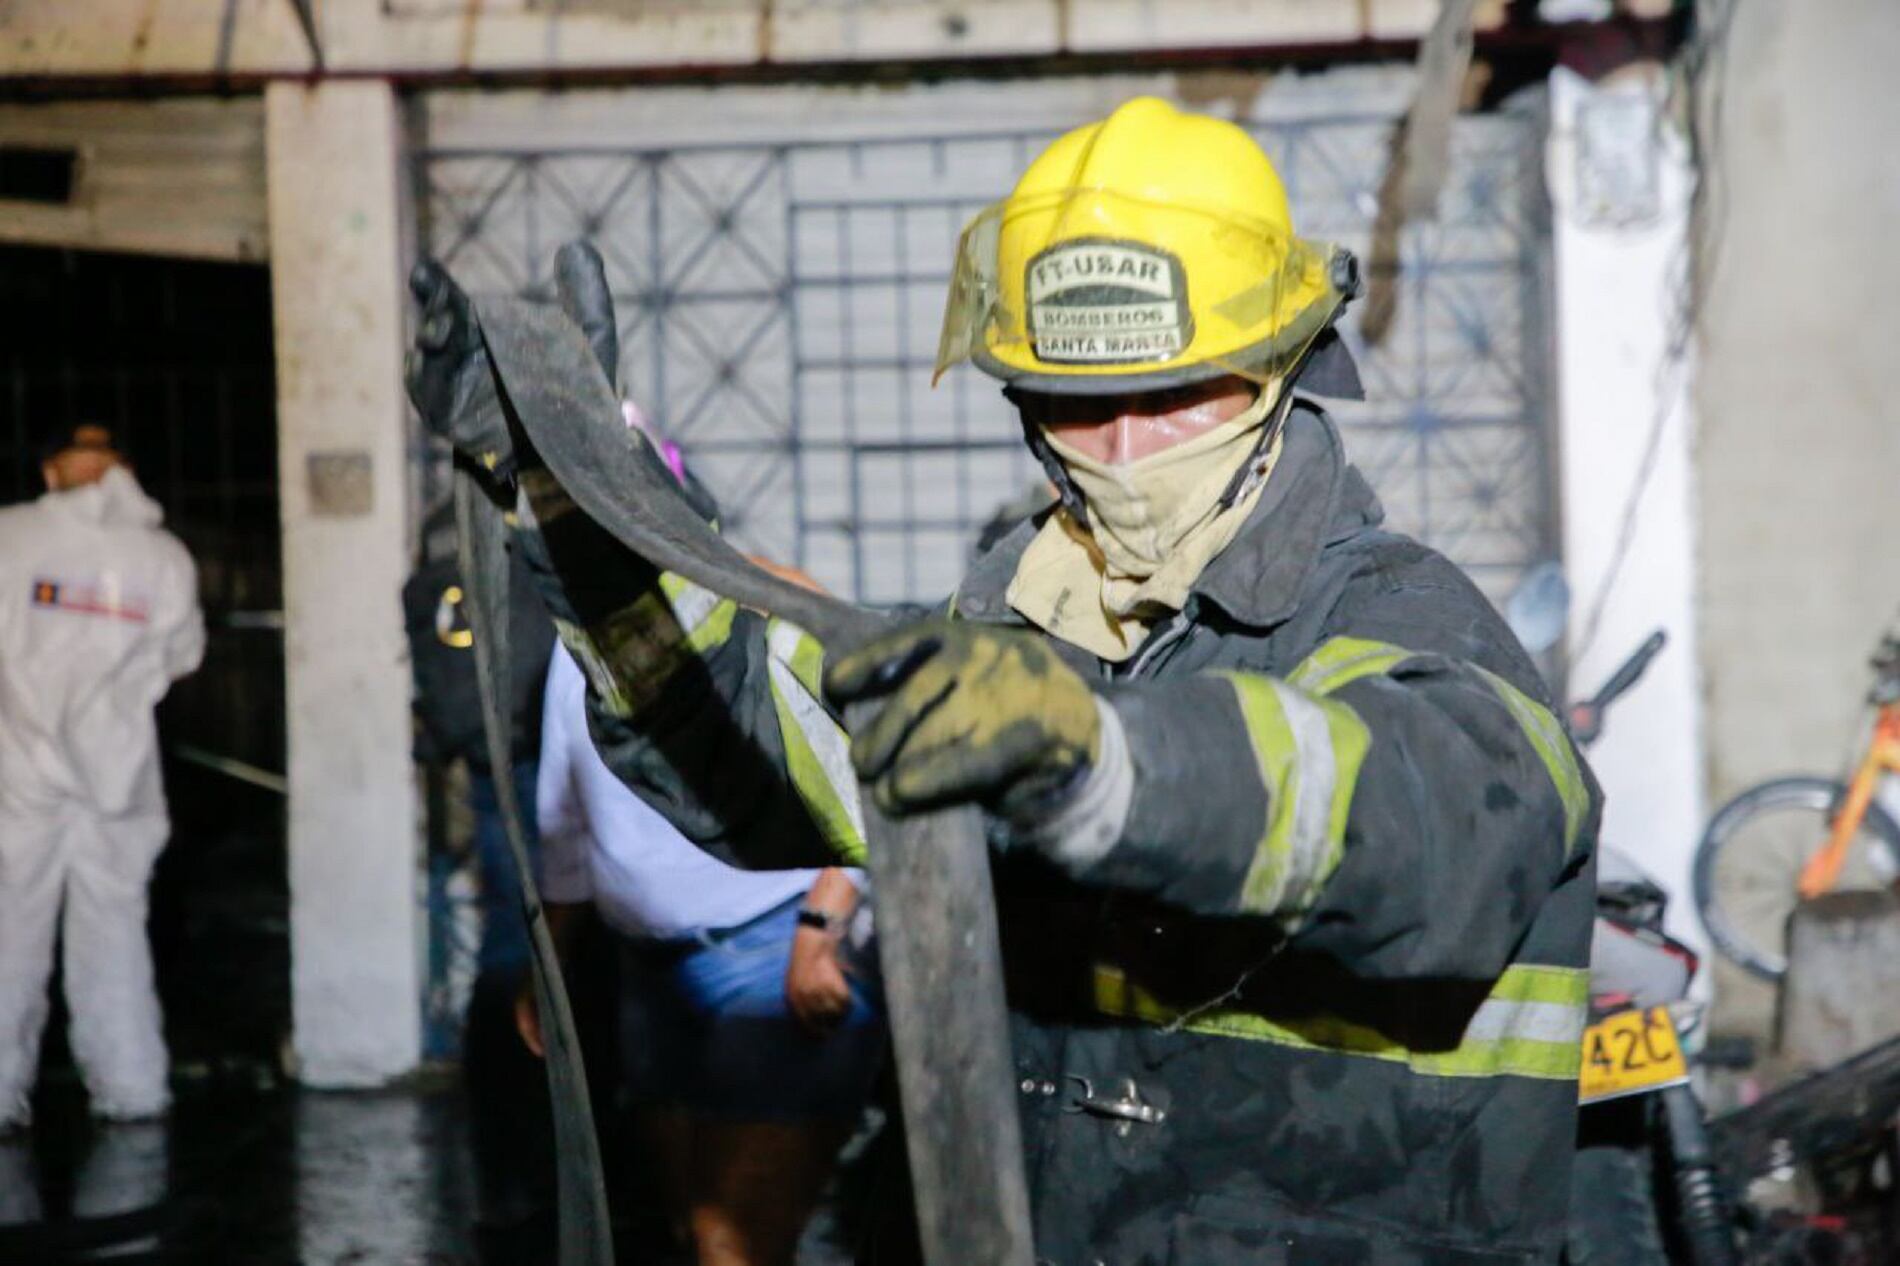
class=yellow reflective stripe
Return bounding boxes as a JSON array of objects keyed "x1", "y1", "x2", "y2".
[
  {"x1": 690, "y1": 605, "x2": 736, "y2": 654},
  {"x1": 1477, "y1": 669, "x2": 1589, "y2": 854},
  {"x1": 539, "y1": 565, "x2": 734, "y2": 722},
  {"x1": 1485, "y1": 962, "x2": 1592, "y2": 1006},
  {"x1": 551, "y1": 615, "x2": 639, "y2": 720},
  {"x1": 560, "y1": 593, "x2": 710, "y2": 720},
  {"x1": 1413, "y1": 1034, "x2": 1581, "y2": 1081},
  {"x1": 785, "y1": 624, "x2": 826, "y2": 699},
  {"x1": 1093, "y1": 962, "x2": 1586, "y2": 1082},
  {"x1": 1219, "y1": 672, "x2": 1369, "y2": 915},
  {"x1": 778, "y1": 718, "x2": 868, "y2": 865},
  {"x1": 1223, "y1": 672, "x2": 1300, "y2": 910},
  {"x1": 1319, "y1": 691, "x2": 1372, "y2": 882},
  {"x1": 1293, "y1": 636, "x2": 1590, "y2": 856},
  {"x1": 1287, "y1": 636, "x2": 1414, "y2": 696},
  {"x1": 766, "y1": 619, "x2": 867, "y2": 865},
  {"x1": 657, "y1": 572, "x2": 737, "y2": 655}
]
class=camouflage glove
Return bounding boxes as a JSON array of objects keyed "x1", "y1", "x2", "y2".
[
  {"x1": 405, "y1": 259, "x2": 520, "y2": 485},
  {"x1": 824, "y1": 620, "x2": 1101, "y2": 819}
]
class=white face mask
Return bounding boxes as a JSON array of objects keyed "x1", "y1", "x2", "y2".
[{"x1": 1042, "y1": 382, "x2": 1279, "y2": 580}]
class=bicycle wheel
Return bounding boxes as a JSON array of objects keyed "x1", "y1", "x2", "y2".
[{"x1": 1693, "y1": 776, "x2": 1900, "y2": 981}]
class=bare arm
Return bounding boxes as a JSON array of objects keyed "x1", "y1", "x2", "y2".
[
  {"x1": 515, "y1": 900, "x2": 590, "y2": 1058},
  {"x1": 785, "y1": 869, "x2": 864, "y2": 1031}
]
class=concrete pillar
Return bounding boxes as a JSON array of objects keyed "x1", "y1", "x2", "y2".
[
  {"x1": 266, "y1": 80, "x2": 419, "y2": 1087},
  {"x1": 1779, "y1": 892, "x2": 1900, "y2": 1073},
  {"x1": 1547, "y1": 66, "x2": 1705, "y2": 960}
]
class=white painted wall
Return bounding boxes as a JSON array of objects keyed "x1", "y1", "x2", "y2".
[
  {"x1": 1547, "y1": 66, "x2": 1706, "y2": 957},
  {"x1": 267, "y1": 81, "x2": 421, "y2": 1086}
]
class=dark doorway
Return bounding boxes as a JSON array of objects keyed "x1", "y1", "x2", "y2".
[{"x1": 0, "y1": 244, "x2": 289, "y2": 1073}]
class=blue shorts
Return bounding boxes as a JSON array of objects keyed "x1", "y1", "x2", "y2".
[{"x1": 618, "y1": 897, "x2": 886, "y2": 1122}]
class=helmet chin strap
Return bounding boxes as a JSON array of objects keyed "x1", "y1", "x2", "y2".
[
  {"x1": 1015, "y1": 406, "x2": 1092, "y2": 525},
  {"x1": 1215, "y1": 380, "x2": 1298, "y2": 511}
]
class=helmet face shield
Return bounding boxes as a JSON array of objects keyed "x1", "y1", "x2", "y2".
[
  {"x1": 935, "y1": 206, "x2": 1004, "y2": 382},
  {"x1": 936, "y1": 187, "x2": 1348, "y2": 394}
]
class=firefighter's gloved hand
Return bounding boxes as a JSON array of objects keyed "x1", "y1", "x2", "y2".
[
  {"x1": 824, "y1": 620, "x2": 1101, "y2": 820},
  {"x1": 554, "y1": 240, "x2": 620, "y2": 385},
  {"x1": 405, "y1": 259, "x2": 520, "y2": 487}
]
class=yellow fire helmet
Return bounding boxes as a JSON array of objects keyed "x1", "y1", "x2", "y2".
[{"x1": 936, "y1": 96, "x2": 1357, "y2": 396}]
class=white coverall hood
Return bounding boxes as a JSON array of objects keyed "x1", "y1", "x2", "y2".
[
  {"x1": 0, "y1": 465, "x2": 203, "y2": 1125},
  {"x1": 60, "y1": 463, "x2": 166, "y2": 530}
]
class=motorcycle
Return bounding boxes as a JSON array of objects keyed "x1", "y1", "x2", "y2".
[{"x1": 1503, "y1": 571, "x2": 1741, "y2": 1266}]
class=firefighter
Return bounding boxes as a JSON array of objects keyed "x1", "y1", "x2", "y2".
[{"x1": 410, "y1": 96, "x2": 1598, "y2": 1262}]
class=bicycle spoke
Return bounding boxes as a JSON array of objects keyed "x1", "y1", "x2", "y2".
[
  {"x1": 1697, "y1": 776, "x2": 1900, "y2": 981},
  {"x1": 1701, "y1": 796, "x2": 1836, "y2": 975}
]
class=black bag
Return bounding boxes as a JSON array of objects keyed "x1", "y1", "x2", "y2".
[{"x1": 405, "y1": 550, "x2": 555, "y2": 767}]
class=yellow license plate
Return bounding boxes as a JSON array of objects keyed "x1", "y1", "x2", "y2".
[{"x1": 1578, "y1": 1006, "x2": 1689, "y2": 1105}]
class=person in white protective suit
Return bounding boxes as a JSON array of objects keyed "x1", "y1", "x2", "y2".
[{"x1": 0, "y1": 425, "x2": 204, "y2": 1131}]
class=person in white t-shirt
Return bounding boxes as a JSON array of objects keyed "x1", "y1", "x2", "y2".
[{"x1": 521, "y1": 642, "x2": 884, "y2": 1266}]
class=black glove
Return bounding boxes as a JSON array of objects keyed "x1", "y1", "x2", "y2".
[
  {"x1": 824, "y1": 620, "x2": 1101, "y2": 818},
  {"x1": 405, "y1": 260, "x2": 519, "y2": 485},
  {"x1": 549, "y1": 241, "x2": 724, "y2": 523},
  {"x1": 554, "y1": 240, "x2": 619, "y2": 385}
]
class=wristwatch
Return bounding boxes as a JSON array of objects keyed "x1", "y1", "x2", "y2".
[{"x1": 796, "y1": 906, "x2": 847, "y2": 934}]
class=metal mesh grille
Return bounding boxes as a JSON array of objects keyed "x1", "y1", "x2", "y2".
[
  {"x1": 418, "y1": 105, "x2": 1554, "y2": 607},
  {"x1": 413, "y1": 95, "x2": 1557, "y2": 1047}
]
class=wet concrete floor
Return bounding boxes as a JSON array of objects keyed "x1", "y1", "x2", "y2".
[
  {"x1": 0, "y1": 1067, "x2": 874, "y2": 1265},
  {"x1": 0, "y1": 1072, "x2": 488, "y2": 1265}
]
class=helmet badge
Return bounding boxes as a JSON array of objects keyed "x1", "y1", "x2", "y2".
[{"x1": 1025, "y1": 238, "x2": 1192, "y2": 366}]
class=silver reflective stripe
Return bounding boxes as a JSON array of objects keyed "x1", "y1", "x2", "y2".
[
  {"x1": 766, "y1": 620, "x2": 867, "y2": 848},
  {"x1": 659, "y1": 575, "x2": 726, "y2": 640},
  {"x1": 1096, "y1": 960, "x2": 1587, "y2": 1080},
  {"x1": 1271, "y1": 678, "x2": 1338, "y2": 904},
  {"x1": 1227, "y1": 671, "x2": 1369, "y2": 916},
  {"x1": 1017, "y1": 697, "x2": 1134, "y2": 869},
  {"x1": 765, "y1": 618, "x2": 803, "y2": 663},
  {"x1": 1461, "y1": 996, "x2": 1586, "y2": 1046}
]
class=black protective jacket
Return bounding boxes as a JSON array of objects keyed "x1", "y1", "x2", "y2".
[{"x1": 512, "y1": 402, "x2": 1599, "y2": 1265}]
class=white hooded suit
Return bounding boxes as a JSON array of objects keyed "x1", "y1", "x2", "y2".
[{"x1": 0, "y1": 466, "x2": 203, "y2": 1125}]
